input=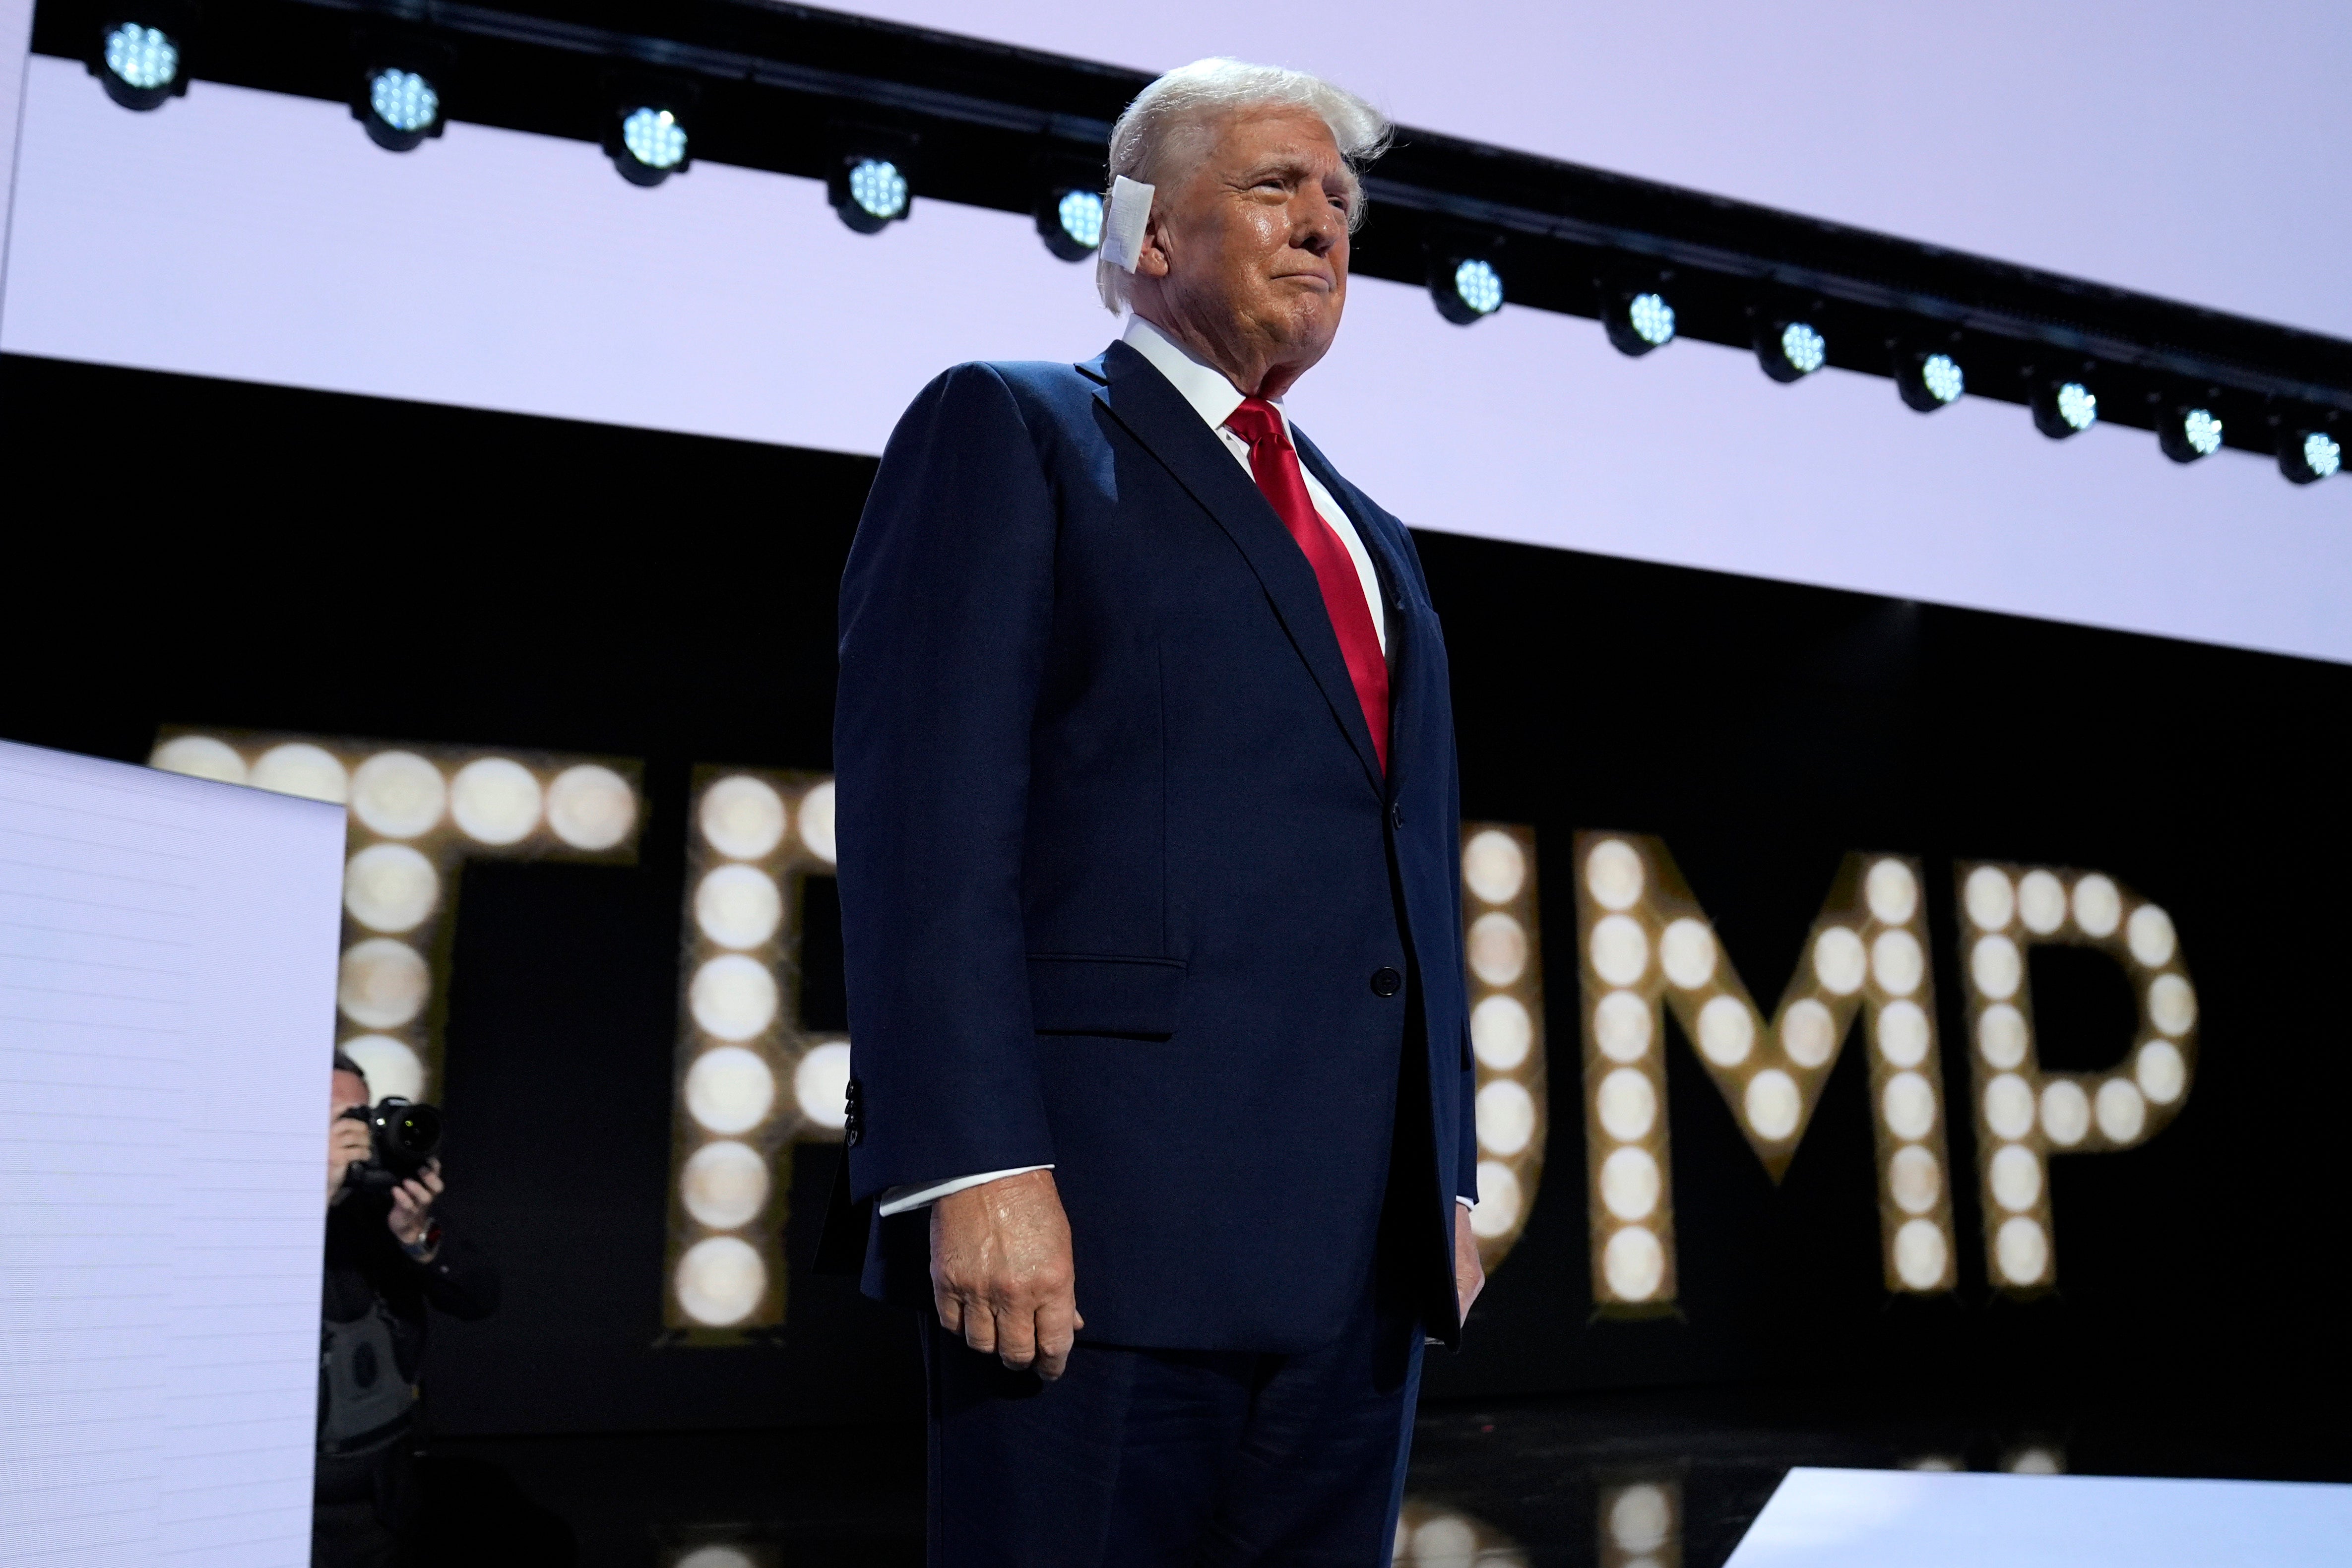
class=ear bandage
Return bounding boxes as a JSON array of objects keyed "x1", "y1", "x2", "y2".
[{"x1": 1100, "y1": 175, "x2": 1154, "y2": 272}]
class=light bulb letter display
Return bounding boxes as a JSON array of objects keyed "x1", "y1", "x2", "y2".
[
  {"x1": 1572, "y1": 834, "x2": 1960, "y2": 1309},
  {"x1": 662, "y1": 766, "x2": 842, "y2": 1337},
  {"x1": 149, "y1": 728, "x2": 645, "y2": 1106},
  {"x1": 1596, "y1": 1475, "x2": 1683, "y2": 1568},
  {"x1": 1954, "y1": 862, "x2": 2197, "y2": 1293},
  {"x1": 1460, "y1": 825, "x2": 1550, "y2": 1271}
]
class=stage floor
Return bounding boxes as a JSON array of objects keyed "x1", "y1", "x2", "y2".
[{"x1": 425, "y1": 1382, "x2": 2352, "y2": 1567}]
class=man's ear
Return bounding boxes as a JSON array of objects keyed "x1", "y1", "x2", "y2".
[{"x1": 1135, "y1": 212, "x2": 1171, "y2": 280}]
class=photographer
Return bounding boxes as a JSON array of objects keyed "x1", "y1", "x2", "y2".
[{"x1": 316, "y1": 1053, "x2": 499, "y2": 1568}]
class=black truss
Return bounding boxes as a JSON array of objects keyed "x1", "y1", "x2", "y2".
[{"x1": 36, "y1": 0, "x2": 2352, "y2": 457}]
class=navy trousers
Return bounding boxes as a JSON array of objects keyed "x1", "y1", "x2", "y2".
[{"x1": 923, "y1": 1278, "x2": 1423, "y2": 1568}]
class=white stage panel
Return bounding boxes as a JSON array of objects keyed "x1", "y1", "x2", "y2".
[
  {"x1": 0, "y1": 740, "x2": 344, "y2": 1566},
  {"x1": 1727, "y1": 1466, "x2": 2352, "y2": 1568}
]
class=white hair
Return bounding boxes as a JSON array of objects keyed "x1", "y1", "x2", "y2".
[{"x1": 1097, "y1": 57, "x2": 1392, "y2": 313}]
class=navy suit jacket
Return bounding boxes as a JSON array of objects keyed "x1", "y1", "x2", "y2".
[{"x1": 835, "y1": 338, "x2": 1476, "y2": 1353}]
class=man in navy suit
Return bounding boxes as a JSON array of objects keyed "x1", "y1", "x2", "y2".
[{"x1": 835, "y1": 56, "x2": 1482, "y2": 1567}]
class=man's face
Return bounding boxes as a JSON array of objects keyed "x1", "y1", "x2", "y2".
[
  {"x1": 330, "y1": 1069, "x2": 370, "y2": 1120},
  {"x1": 1146, "y1": 106, "x2": 1353, "y2": 385}
]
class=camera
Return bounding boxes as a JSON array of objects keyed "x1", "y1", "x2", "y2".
[{"x1": 339, "y1": 1097, "x2": 444, "y2": 1192}]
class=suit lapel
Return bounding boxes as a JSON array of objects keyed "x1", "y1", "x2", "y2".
[{"x1": 1084, "y1": 342, "x2": 1386, "y2": 799}]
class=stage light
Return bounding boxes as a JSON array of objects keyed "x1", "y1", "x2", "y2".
[
  {"x1": 1601, "y1": 1224, "x2": 1664, "y2": 1300},
  {"x1": 1893, "y1": 1219, "x2": 1946, "y2": 1290},
  {"x1": 834, "y1": 157, "x2": 912, "y2": 234},
  {"x1": 340, "y1": 1035, "x2": 425, "y2": 1105},
  {"x1": 1472, "y1": 993, "x2": 1533, "y2": 1066},
  {"x1": 1745, "y1": 1069, "x2": 1800, "y2": 1140},
  {"x1": 675, "y1": 1236, "x2": 765, "y2": 1326},
  {"x1": 547, "y1": 763, "x2": 638, "y2": 850},
  {"x1": 680, "y1": 1140, "x2": 769, "y2": 1229},
  {"x1": 794, "y1": 1040, "x2": 853, "y2": 1128},
  {"x1": 2039, "y1": 1078, "x2": 2089, "y2": 1145},
  {"x1": 1602, "y1": 288, "x2": 1675, "y2": 356},
  {"x1": 2126, "y1": 905, "x2": 2176, "y2": 967},
  {"x1": 1468, "y1": 911, "x2": 1528, "y2": 985},
  {"x1": 612, "y1": 105, "x2": 689, "y2": 187},
  {"x1": 151, "y1": 733, "x2": 245, "y2": 783},
  {"x1": 2280, "y1": 428, "x2": 2342, "y2": 485},
  {"x1": 1037, "y1": 188, "x2": 1104, "y2": 262},
  {"x1": 1877, "y1": 1000, "x2": 1928, "y2": 1067},
  {"x1": 1812, "y1": 925, "x2": 1864, "y2": 993},
  {"x1": 95, "y1": 20, "x2": 186, "y2": 112},
  {"x1": 2137, "y1": 1039, "x2": 2185, "y2": 1103},
  {"x1": 1866, "y1": 858, "x2": 1919, "y2": 924},
  {"x1": 340, "y1": 938, "x2": 430, "y2": 1030},
  {"x1": 252, "y1": 741, "x2": 348, "y2": 802},
  {"x1": 2157, "y1": 404, "x2": 2224, "y2": 463},
  {"x1": 344, "y1": 843, "x2": 440, "y2": 934},
  {"x1": 690, "y1": 954, "x2": 780, "y2": 1041},
  {"x1": 2148, "y1": 973, "x2": 2197, "y2": 1034},
  {"x1": 1599, "y1": 1146, "x2": 1660, "y2": 1220},
  {"x1": 450, "y1": 756, "x2": 542, "y2": 845},
  {"x1": 1590, "y1": 914, "x2": 1649, "y2": 986},
  {"x1": 1890, "y1": 1145, "x2": 1940, "y2": 1212},
  {"x1": 701, "y1": 774, "x2": 788, "y2": 860},
  {"x1": 359, "y1": 66, "x2": 443, "y2": 153},
  {"x1": 1871, "y1": 929, "x2": 1924, "y2": 995},
  {"x1": 1432, "y1": 256, "x2": 1504, "y2": 325},
  {"x1": 1965, "y1": 866, "x2": 2015, "y2": 931},
  {"x1": 2095, "y1": 1078, "x2": 2146, "y2": 1141},
  {"x1": 685, "y1": 1045, "x2": 776, "y2": 1134},
  {"x1": 1476, "y1": 1079, "x2": 1536, "y2": 1155},
  {"x1": 1781, "y1": 998, "x2": 1835, "y2": 1066},
  {"x1": 2071, "y1": 873, "x2": 2121, "y2": 937},
  {"x1": 1659, "y1": 918, "x2": 1716, "y2": 989},
  {"x1": 799, "y1": 779, "x2": 838, "y2": 863},
  {"x1": 2031, "y1": 377, "x2": 2098, "y2": 439},
  {"x1": 1896, "y1": 349, "x2": 1965, "y2": 411},
  {"x1": 1757, "y1": 319, "x2": 1827, "y2": 382},
  {"x1": 350, "y1": 750, "x2": 447, "y2": 838},
  {"x1": 1697, "y1": 995, "x2": 1753, "y2": 1066},
  {"x1": 1466, "y1": 828, "x2": 1528, "y2": 904},
  {"x1": 696, "y1": 864, "x2": 784, "y2": 949},
  {"x1": 1592, "y1": 991, "x2": 1649, "y2": 1062},
  {"x1": 2017, "y1": 868, "x2": 2066, "y2": 932}
]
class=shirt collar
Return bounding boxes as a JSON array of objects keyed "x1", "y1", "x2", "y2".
[{"x1": 1121, "y1": 314, "x2": 1280, "y2": 435}]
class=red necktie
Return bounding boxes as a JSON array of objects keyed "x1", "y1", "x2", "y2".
[{"x1": 1224, "y1": 397, "x2": 1389, "y2": 773}]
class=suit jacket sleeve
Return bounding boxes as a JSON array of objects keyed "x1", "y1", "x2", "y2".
[{"x1": 835, "y1": 363, "x2": 1061, "y2": 1201}]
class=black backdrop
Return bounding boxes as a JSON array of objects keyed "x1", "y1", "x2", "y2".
[{"x1": 7, "y1": 351, "x2": 2348, "y2": 1465}]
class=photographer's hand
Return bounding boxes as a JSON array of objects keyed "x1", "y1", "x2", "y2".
[
  {"x1": 388, "y1": 1159, "x2": 445, "y2": 1254},
  {"x1": 327, "y1": 1115, "x2": 372, "y2": 1208}
]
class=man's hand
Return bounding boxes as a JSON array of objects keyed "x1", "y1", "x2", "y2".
[
  {"x1": 930, "y1": 1169, "x2": 1082, "y2": 1380},
  {"x1": 327, "y1": 1114, "x2": 372, "y2": 1207},
  {"x1": 1455, "y1": 1203, "x2": 1485, "y2": 1325},
  {"x1": 388, "y1": 1159, "x2": 444, "y2": 1251}
]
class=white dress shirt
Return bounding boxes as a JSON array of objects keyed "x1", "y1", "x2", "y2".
[{"x1": 876, "y1": 321, "x2": 1466, "y2": 1220}]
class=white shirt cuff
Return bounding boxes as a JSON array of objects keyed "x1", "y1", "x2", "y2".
[
  {"x1": 876, "y1": 1165, "x2": 1053, "y2": 1217},
  {"x1": 1458, "y1": 1196, "x2": 1476, "y2": 1209}
]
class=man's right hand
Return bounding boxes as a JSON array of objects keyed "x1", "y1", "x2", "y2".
[
  {"x1": 929, "y1": 1168, "x2": 1082, "y2": 1380},
  {"x1": 327, "y1": 1114, "x2": 372, "y2": 1206}
]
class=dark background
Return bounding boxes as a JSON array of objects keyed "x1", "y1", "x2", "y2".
[{"x1": 8, "y1": 350, "x2": 2347, "y2": 1467}]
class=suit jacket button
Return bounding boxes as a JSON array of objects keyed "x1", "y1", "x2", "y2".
[
  {"x1": 1371, "y1": 966, "x2": 1402, "y2": 998},
  {"x1": 1390, "y1": 802, "x2": 1404, "y2": 830}
]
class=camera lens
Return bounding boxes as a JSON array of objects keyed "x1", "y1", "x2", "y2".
[{"x1": 390, "y1": 1102, "x2": 443, "y2": 1154}]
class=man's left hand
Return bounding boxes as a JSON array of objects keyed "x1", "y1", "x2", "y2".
[
  {"x1": 389, "y1": 1158, "x2": 444, "y2": 1251},
  {"x1": 1454, "y1": 1203, "x2": 1485, "y2": 1324}
]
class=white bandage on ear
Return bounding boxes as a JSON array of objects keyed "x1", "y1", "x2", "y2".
[{"x1": 1100, "y1": 175, "x2": 1154, "y2": 272}]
